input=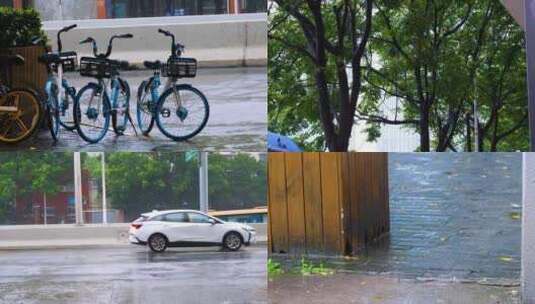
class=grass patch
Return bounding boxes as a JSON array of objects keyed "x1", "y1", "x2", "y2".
[
  {"x1": 269, "y1": 257, "x2": 336, "y2": 277},
  {"x1": 297, "y1": 257, "x2": 335, "y2": 276},
  {"x1": 268, "y1": 258, "x2": 283, "y2": 276},
  {"x1": 510, "y1": 212, "x2": 521, "y2": 220}
]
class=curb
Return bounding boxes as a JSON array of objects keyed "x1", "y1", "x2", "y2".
[{"x1": 0, "y1": 240, "x2": 267, "y2": 251}]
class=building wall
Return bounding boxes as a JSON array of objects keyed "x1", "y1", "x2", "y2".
[
  {"x1": 43, "y1": 13, "x2": 267, "y2": 67},
  {"x1": 14, "y1": 170, "x2": 93, "y2": 225},
  {"x1": 523, "y1": 153, "x2": 535, "y2": 304}
]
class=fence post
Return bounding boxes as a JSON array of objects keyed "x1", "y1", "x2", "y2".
[
  {"x1": 102, "y1": 152, "x2": 107, "y2": 224},
  {"x1": 74, "y1": 152, "x2": 84, "y2": 225},
  {"x1": 199, "y1": 152, "x2": 209, "y2": 213}
]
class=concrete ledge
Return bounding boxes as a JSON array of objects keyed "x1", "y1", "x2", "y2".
[
  {"x1": 42, "y1": 13, "x2": 267, "y2": 68},
  {"x1": 0, "y1": 223, "x2": 267, "y2": 250}
]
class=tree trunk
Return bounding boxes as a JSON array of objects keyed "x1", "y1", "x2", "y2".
[
  {"x1": 315, "y1": 68, "x2": 336, "y2": 151},
  {"x1": 465, "y1": 114, "x2": 472, "y2": 152},
  {"x1": 491, "y1": 114, "x2": 499, "y2": 152},
  {"x1": 420, "y1": 103, "x2": 431, "y2": 152}
]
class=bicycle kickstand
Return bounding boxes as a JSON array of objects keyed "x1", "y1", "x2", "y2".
[{"x1": 126, "y1": 111, "x2": 138, "y2": 136}]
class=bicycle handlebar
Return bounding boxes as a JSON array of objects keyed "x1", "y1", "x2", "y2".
[
  {"x1": 57, "y1": 24, "x2": 77, "y2": 52},
  {"x1": 103, "y1": 33, "x2": 133, "y2": 58},
  {"x1": 158, "y1": 28, "x2": 183, "y2": 58},
  {"x1": 79, "y1": 34, "x2": 133, "y2": 58}
]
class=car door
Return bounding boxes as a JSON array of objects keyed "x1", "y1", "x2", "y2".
[
  {"x1": 186, "y1": 212, "x2": 227, "y2": 244},
  {"x1": 160, "y1": 212, "x2": 197, "y2": 243}
]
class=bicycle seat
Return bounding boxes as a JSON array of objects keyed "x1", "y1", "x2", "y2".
[
  {"x1": 38, "y1": 53, "x2": 62, "y2": 65},
  {"x1": 144, "y1": 60, "x2": 162, "y2": 70},
  {"x1": 0, "y1": 54, "x2": 25, "y2": 66}
]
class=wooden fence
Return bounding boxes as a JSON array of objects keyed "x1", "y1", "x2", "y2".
[
  {"x1": 1, "y1": 45, "x2": 48, "y2": 97},
  {"x1": 268, "y1": 152, "x2": 389, "y2": 257}
]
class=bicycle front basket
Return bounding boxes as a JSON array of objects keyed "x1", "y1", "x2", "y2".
[
  {"x1": 79, "y1": 57, "x2": 114, "y2": 78},
  {"x1": 58, "y1": 51, "x2": 78, "y2": 72},
  {"x1": 162, "y1": 57, "x2": 197, "y2": 78}
]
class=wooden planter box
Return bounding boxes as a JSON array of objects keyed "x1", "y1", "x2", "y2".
[
  {"x1": 268, "y1": 152, "x2": 390, "y2": 257},
  {"x1": 0, "y1": 45, "x2": 48, "y2": 97}
]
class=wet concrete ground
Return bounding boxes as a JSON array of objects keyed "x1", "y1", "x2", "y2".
[
  {"x1": 270, "y1": 153, "x2": 522, "y2": 303},
  {"x1": 269, "y1": 273, "x2": 520, "y2": 304},
  {"x1": 0, "y1": 67, "x2": 267, "y2": 152},
  {"x1": 0, "y1": 246, "x2": 267, "y2": 304},
  {"x1": 382, "y1": 153, "x2": 522, "y2": 281}
]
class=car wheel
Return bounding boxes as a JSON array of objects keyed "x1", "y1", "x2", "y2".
[
  {"x1": 223, "y1": 232, "x2": 243, "y2": 251},
  {"x1": 148, "y1": 234, "x2": 168, "y2": 253}
]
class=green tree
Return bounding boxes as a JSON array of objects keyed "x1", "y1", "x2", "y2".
[
  {"x1": 83, "y1": 152, "x2": 266, "y2": 221},
  {"x1": 269, "y1": 0, "x2": 373, "y2": 151},
  {"x1": 0, "y1": 152, "x2": 72, "y2": 224},
  {"x1": 269, "y1": 0, "x2": 528, "y2": 151},
  {"x1": 208, "y1": 153, "x2": 267, "y2": 210}
]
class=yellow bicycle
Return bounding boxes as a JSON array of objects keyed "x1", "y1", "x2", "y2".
[{"x1": 0, "y1": 54, "x2": 42, "y2": 144}]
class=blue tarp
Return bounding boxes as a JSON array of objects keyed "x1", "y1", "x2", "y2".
[{"x1": 268, "y1": 132, "x2": 302, "y2": 152}]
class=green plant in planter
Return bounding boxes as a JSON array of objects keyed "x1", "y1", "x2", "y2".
[{"x1": 0, "y1": 7, "x2": 47, "y2": 48}]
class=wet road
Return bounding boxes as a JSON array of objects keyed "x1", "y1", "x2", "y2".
[
  {"x1": 0, "y1": 246, "x2": 267, "y2": 304},
  {"x1": 0, "y1": 67, "x2": 267, "y2": 152}
]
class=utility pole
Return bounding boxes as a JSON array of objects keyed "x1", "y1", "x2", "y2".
[
  {"x1": 74, "y1": 152, "x2": 84, "y2": 225},
  {"x1": 102, "y1": 152, "x2": 107, "y2": 224},
  {"x1": 523, "y1": 153, "x2": 535, "y2": 304},
  {"x1": 199, "y1": 152, "x2": 209, "y2": 213}
]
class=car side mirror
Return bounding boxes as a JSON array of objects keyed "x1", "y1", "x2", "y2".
[{"x1": 208, "y1": 219, "x2": 216, "y2": 225}]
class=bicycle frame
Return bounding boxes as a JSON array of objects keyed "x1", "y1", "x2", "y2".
[
  {"x1": 86, "y1": 75, "x2": 122, "y2": 118},
  {"x1": 147, "y1": 73, "x2": 183, "y2": 115},
  {"x1": 45, "y1": 72, "x2": 74, "y2": 116}
]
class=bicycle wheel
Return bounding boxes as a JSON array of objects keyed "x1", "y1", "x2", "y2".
[
  {"x1": 0, "y1": 88, "x2": 42, "y2": 144},
  {"x1": 59, "y1": 84, "x2": 77, "y2": 131},
  {"x1": 74, "y1": 83, "x2": 111, "y2": 144},
  {"x1": 136, "y1": 80, "x2": 155, "y2": 135},
  {"x1": 155, "y1": 85, "x2": 209, "y2": 141},
  {"x1": 112, "y1": 77, "x2": 130, "y2": 136},
  {"x1": 47, "y1": 87, "x2": 60, "y2": 141}
]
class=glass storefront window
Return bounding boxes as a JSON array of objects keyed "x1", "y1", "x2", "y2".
[{"x1": 19, "y1": 0, "x2": 266, "y2": 21}]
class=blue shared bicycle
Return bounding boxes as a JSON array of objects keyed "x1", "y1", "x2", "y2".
[
  {"x1": 137, "y1": 29, "x2": 209, "y2": 141},
  {"x1": 36, "y1": 24, "x2": 79, "y2": 141},
  {"x1": 74, "y1": 33, "x2": 134, "y2": 143}
]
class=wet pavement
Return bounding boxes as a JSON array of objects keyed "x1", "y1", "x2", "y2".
[
  {"x1": 0, "y1": 246, "x2": 267, "y2": 304},
  {"x1": 269, "y1": 153, "x2": 522, "y2": 303},
  {"x1": 380, "y1": 153, "x2": 522, "y2": 281},
  {"x1": 269, "y1": 273, "x2": 520, "y2": 304},
  {"x1": 0, "y1": 67, "x2": 267, "y2": 152}
]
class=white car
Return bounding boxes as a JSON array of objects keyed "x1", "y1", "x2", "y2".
[{"x1": 129, "y1": 209, "x2": 256, "y2": 253}]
